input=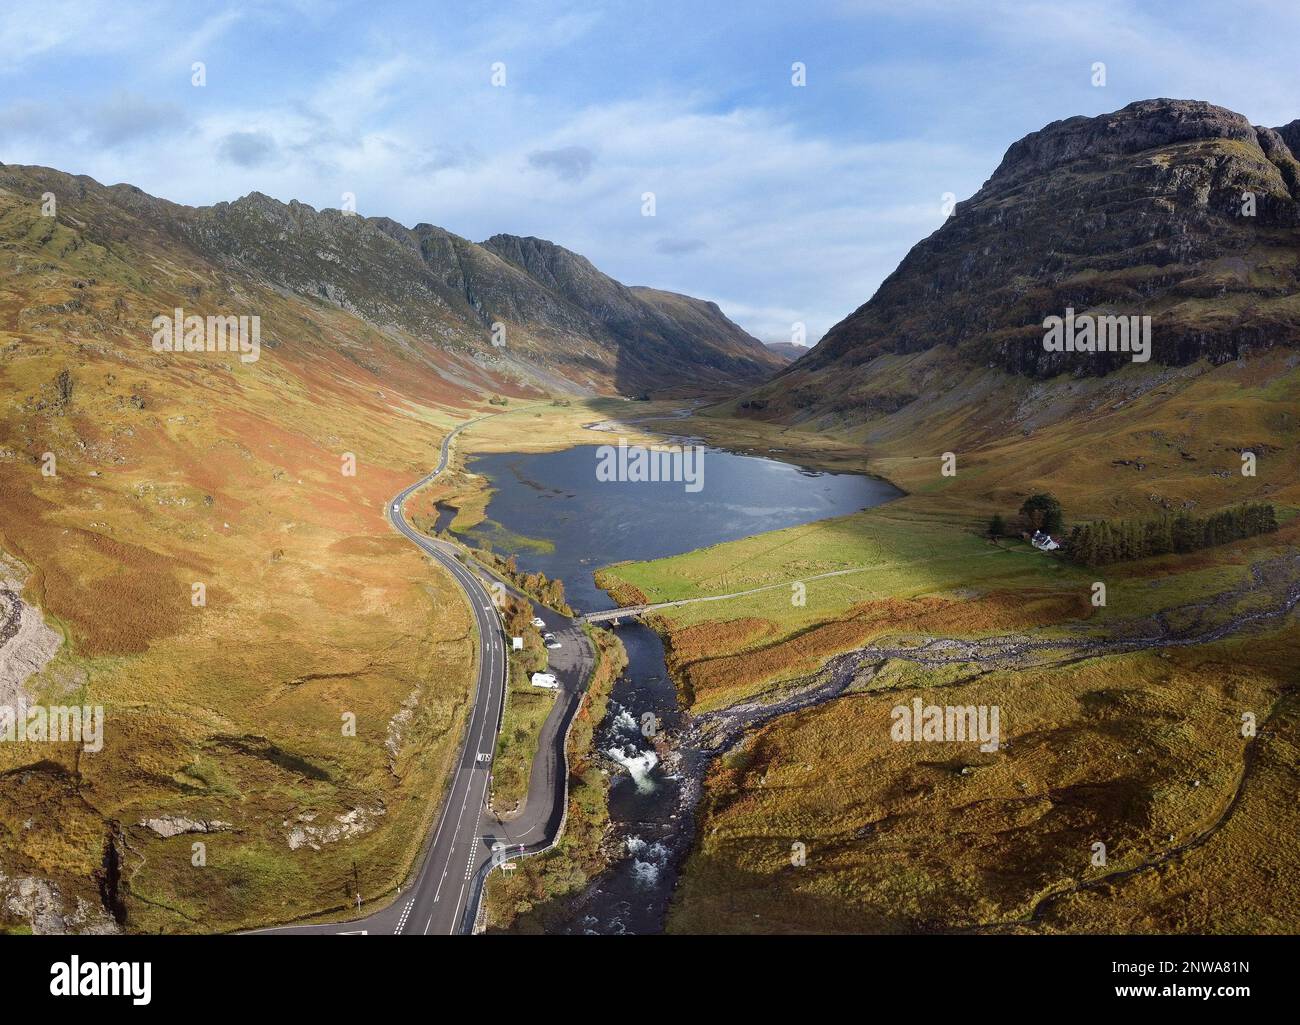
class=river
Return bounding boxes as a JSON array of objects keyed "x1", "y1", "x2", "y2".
[{"x1": 458, "y1": 438, "x2": 901, "y2": 933}]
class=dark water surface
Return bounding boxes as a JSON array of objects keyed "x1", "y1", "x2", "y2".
[{"x1": 461, "y1": 441, "x2": 901, "y2": 933}]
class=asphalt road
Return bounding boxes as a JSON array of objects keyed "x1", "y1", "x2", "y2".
[{"x1": 257, "y1": 412, "x2": 594, "y2": 936}]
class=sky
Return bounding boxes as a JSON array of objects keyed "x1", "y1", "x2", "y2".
[{"x1": 2, "y1": 0, "x2": 1299, "y2": 344}]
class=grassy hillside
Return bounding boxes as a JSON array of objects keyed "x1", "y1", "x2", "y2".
[
  {"x1": 0, "y1": 173, "x2": 527, "y2": 932},
  {"x1": 669, "y1": 632, "x2": 1295, "y2": 934}
]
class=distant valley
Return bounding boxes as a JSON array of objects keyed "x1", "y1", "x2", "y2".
[{"x1": 1, "y1": 98, "x2": 1296, "y2": 939}]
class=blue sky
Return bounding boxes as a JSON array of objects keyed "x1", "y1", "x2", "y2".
[{"x1": 3, "y1": 0, "x2": 1298, "y2": 343}]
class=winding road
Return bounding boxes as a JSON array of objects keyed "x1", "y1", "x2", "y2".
[{"x1": 257, "y1": 411, "x2": 593, "y2": 935}]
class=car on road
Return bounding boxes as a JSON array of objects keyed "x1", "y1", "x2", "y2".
[
  {"x1": 531, "y1": 617, "x2": 546, "y2": 628},
  {"x1": 546, "y1": 640, "x2": 562, "y2": 650}
]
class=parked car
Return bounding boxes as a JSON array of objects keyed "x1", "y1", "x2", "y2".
[
  {"x1": 531, "y1": 617, "x2": 545, "y2": 628},
  {"x1": 546, "y1": 640, "x2": 562, "y2": 650}
]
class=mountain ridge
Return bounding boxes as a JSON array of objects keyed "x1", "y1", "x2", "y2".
[{"x1": 0, "y1": 160, "x2": 781, "y2": 397}]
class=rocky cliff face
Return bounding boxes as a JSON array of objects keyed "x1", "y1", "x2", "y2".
[{"x1": 748, "y1": 99, "x2": 1300, "y2": 423}]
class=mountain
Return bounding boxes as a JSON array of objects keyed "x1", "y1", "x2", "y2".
[
  {"x1": 1, "y1": 162, "x2": 779, "y2": 399},
  {"x1": 478, "y1": 235, "x2": 783, "y2": 390},
  {"x1": 763, "y1": 341, "x2": 811, "y2": 363},
  {"x1": 733, "y1": 99, "x2": 1300, "y2": 427}
]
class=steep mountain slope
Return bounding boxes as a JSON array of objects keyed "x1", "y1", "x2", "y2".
[
  {"x1": 2, "y1": 163, "x2": 776, "y2": 400},
  {"x1": 0, "y1": 161, "x2": 503, "y2": 933},
  {"x1": 479, "y1": 235, "x2": 783, "y2": 391},
  {"x1": 733, "y1": 99, "x2": 1300, "y2": 427}
]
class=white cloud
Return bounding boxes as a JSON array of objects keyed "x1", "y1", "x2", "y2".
[{"x1": 0, "y1": 0, "x2": 157, "y2": 68}]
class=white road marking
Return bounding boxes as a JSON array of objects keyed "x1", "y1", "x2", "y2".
[
  {"x1": 426, "y1": 579, "x2": 504, "y2": 935},
  {"x1": 395, "y1": 899, "x2": 415, "y2": 935},
  {"x1": 464, "y1": 836, "x2": 481, "y2": 880}
]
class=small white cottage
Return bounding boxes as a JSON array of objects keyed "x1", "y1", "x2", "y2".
[{"x1": 1030, "y1": 530, "x2": 1060, "y2": 551}]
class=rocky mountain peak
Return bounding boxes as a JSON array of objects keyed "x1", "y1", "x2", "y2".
[
  {"x1": 1274, "y1": 118, "x2": 1300, "y2": 158},
  {"x1": 988, "y1": 99, "x2": 1262, "y2": 189},
  {"x1": 480, "y1": 234, "x2": 613, "y2": 298}
]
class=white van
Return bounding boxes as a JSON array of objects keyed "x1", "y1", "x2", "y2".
[{"x1": 530, "y1": 672, "x2": 559, "y2": 689}]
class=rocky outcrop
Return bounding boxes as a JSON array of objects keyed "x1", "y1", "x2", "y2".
[
  {"x1": 0, "y1": 555, "x2": 63, "y2": 707},
  {"x1": 1275, "y1": 118, "x2": 1300, "y2": 159},
  {"x1": 284, "y1": 805, "x2": 386, "y2": 851},
  {"x1": 0, "y1": 872, "x2": 121, "y2": 934},
  {"x1": 138, "y1": 816, "x2": 233, "y2": 838},
  {"x1": 385, "y1": 687, "x2": 421, "y2": 762},
  {"x1": 988, "y1": 99, "x2": 1264, "y2": 188}
]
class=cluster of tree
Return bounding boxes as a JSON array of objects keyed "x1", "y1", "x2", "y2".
[
  {"x1": 519, "y1": 572, "x2": 569, "y2": 612},
  {"x1": 1066, "y1": 504, "x2": 1278, "y2": 567},
  {"x1": 502, "y1": 594, "x2": 548, "y2": 671},
  {"x1": 1019, "y1": 493, "x2": 1063, "y2": 535},
  {"x1": 987, "y1": 493, "x2": 1063, "y2": 539},
  {"x1": 502, "y1": 593, "x2": 534, "y2": 637},
  {"x1": 475, "y1": 549, "x2": 573, "y2": 614},
  {"x1": 488, "y1": 394, "x2": 508, "y2": 406}
]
